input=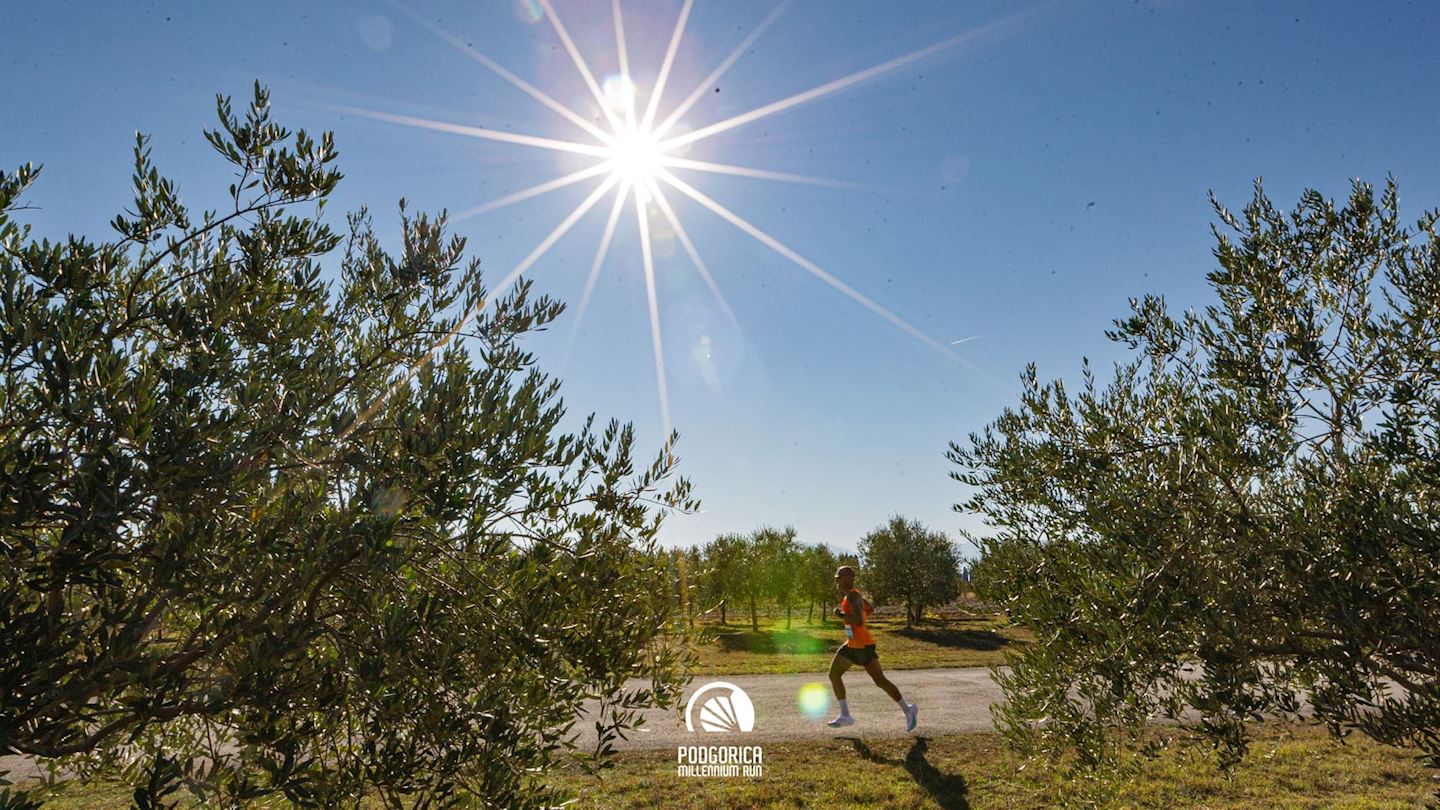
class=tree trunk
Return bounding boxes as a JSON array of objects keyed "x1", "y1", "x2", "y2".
[
  {"x1": 720, "y1": 599, "x2": 727, "y2": 626},
  {"x1": 785, "y1": 601, "x2": 792, "y2": 630},
  {"x1": 749, "y1": 595, "x2": 758, "y2": 632},
  {"x1": 807, "y1": 597, "x2": 814, "y2": 625},
  {"x1": 906, "y1": 599, "x2": 915, "y2": 629}
]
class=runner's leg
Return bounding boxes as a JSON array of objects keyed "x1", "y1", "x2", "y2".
[
  {"x1": 865, "y1": 659, "x2": 918, "y2": 730},
  {"x1": 829, "y1": 648, "x2": 853, "y2": 701},
  {"x1": 827, "y1": 649, "x2": 855, "y2": 726},
  {"x1": 862, "y1": 658, "x2": 902, "y2": 702}
]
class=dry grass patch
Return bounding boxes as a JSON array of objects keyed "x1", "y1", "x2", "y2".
[
  {"x1": 549, "y1": 723, "x2": 1436, "y2": 809},
  {"x1": 20, "y1": 724, "x2": 1435, "y2": 808}
]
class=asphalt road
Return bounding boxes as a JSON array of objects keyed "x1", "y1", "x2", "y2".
[{"x1": 572, "y1": 666, "x2": 1003, "y2": 752}]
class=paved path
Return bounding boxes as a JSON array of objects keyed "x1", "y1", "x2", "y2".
[
  {"x1": 1, "y1": 667, "x2": 1006, "y2": 782},
  {"x1": 573, "y1": 666, "x2": 1003, "y2": 752}
]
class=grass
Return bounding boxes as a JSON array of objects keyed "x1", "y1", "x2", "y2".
[
  {"x1": 550, "y1": 723, "x2": 1437, "y2": 809},
  {"x1": 19, "y1": 606, "x2": 1433, "y2": 807},
  {"x1": 685, "y1": 605, "x2": 1030, "y2": 676},
  {"x1": 12, "y1": 781, "x2": 134, "y2": 809},
  {"x1": 19, "y1": 725, "x2": 1435, "y2": 808}
]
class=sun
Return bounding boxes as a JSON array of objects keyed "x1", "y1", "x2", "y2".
[
  {"x1": 606, "y1": 122, "x2": 665, "y2": 189},
  {"x1": 327, "y1": 0, "x2": 1016, "y2": 441}
]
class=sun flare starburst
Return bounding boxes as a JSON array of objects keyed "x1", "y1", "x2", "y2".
[
  {"x1": 330, "y1": 0, "x2": 1025, "y2": 441},
  {"x1": 607, "y1": 123, "x2": 666, "y2": 189}
]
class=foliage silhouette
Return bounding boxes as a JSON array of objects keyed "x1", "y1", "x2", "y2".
[{"x1": 954, "y1": 178, "x2": 1440, "y2": 776}]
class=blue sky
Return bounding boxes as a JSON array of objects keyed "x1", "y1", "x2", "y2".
[{"x1": 7, "y1": 1, "x2": 1440, "y2": 554}]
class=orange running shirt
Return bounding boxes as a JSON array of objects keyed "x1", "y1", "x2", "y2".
[{"x1": 842, "y1": 588, "x2": 875, "y2": 648}]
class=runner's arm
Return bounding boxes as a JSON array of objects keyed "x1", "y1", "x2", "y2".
[{"x1": 843, "y1": 592, "x2": 865, "y2": 625}]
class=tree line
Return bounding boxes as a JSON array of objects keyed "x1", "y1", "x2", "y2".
[{"x1": 658, "y1": 515, "x2": 966, "y2": 632}]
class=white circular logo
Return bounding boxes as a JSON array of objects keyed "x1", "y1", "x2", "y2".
[{"x1": 684, "y1": 681, "x2": 756, "y2": 733}]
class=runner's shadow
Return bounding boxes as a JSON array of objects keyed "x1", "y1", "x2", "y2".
[{"x1": 836, "y1": 737, "x2": 969, "y2": 810}]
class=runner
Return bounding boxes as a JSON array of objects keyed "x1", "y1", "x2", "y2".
[{"x1": 826, "y1": 565, "x2": 918, "y2": 730}]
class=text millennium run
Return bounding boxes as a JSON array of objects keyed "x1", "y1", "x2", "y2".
[{"x1": 676, "y1": 745, "x2": 764, "y2": 778}]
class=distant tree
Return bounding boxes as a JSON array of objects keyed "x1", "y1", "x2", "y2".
[
  {"x1": 951, "y1": 179, "x2": 1440, "y2": 777},
  {"x1": 656, "y1": 547, "x2": 687, "y2": 630},
  {"x1": 735, "y1": 530, "x2": 770, "y2": 632},
  {"x1": 0, "y1": 86, "x2": 696, "y2": 808},
  {"x1": 860, "y1": 516, "x2": 962, "y2": 628},
  {"x1": 755, "y1": 527, "x2": 800, "y2": 629},
  {"x1": 681, "y1": 544, "x2": 703, "y2": 628},
  {"x1": 701, "y1": 533, "x2": 746, "y2": 625},
  {"x1": 801, "y1": 543, "x2": 839, "y2": 624}
]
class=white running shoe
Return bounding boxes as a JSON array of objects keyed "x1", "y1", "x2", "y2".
[
  {"x1": 904, "y1": 702, "x2": 918, "y2": 732},
  {"x1": 826, "y1": 714, "x2": 855, "y2": 728}
]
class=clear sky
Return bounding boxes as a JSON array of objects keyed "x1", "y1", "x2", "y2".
[{"x1": 7, "y1": 1, "x2": 1440, "y2": 555}]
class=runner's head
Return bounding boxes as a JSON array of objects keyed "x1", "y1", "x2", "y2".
[{"x1": 834, "y1": 565, "x2": 856, "y2": 592}]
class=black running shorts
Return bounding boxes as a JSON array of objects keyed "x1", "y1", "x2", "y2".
[{"x1": 838, "y1": 644, "x2": 878, "y2": 666}]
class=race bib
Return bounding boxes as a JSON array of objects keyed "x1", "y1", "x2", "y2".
[{"x1": 844, "y1": 624, "x2": 854, "y2": 640}]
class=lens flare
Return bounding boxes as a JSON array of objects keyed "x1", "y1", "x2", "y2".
[
  {"x1": 602, "y1": 74, "x2": 638, "y2": 113},
  {"x1": 515, "y1": 0, "x2": 543, "y2": 24},
  {"x1": 796, "y1": 682, "x2": 831, "y2": 720},
  {"x1": 690, "y1": 333, "x2": 721, "y2": 393}
]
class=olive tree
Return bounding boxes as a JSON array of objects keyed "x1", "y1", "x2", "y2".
[
  {"x1": 0, "y1": 85, "x2": 696, "y2": 808},
  {"x1": 951, "y1": 179, "x2": 1440, "y2": 775},
  {"x1": 734, "y1": 529, "x2": 770, "y2": 632},
  {"x1": 800, "y1": 543, "x2": 839, "y2": 624},
  {"x1": 700, "y1": 533, "x2": 746, "y2": 625},
  {"x1": 680, "y1": 544, "x2": 704, "y2": 628},
  {"x1": 860, "y1": 516, "x2": 961, "y2": 628},
  {"x1": 755, "y1": 526, "x2": 800, "y2": 629}
]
